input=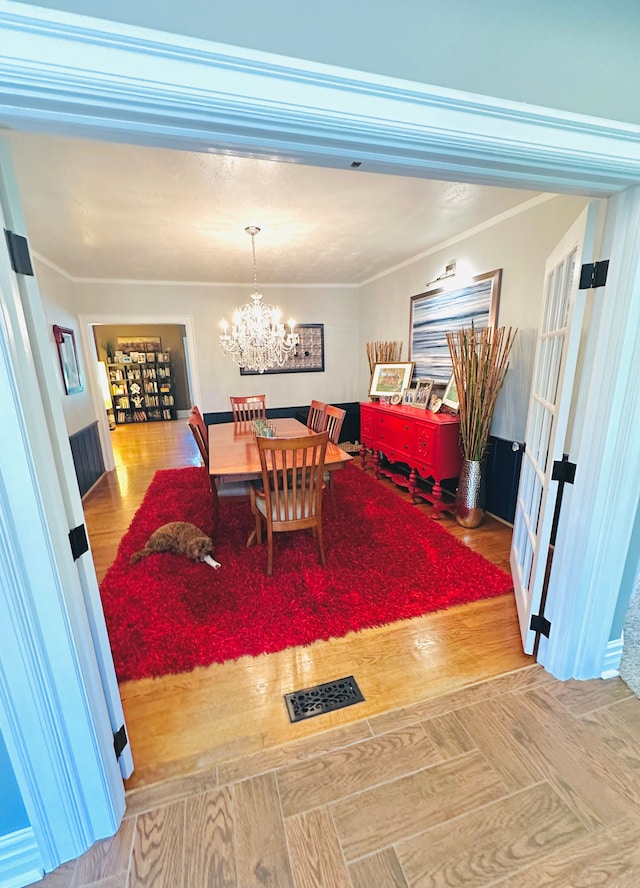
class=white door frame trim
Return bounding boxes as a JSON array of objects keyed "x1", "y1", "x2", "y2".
[
  {"x1": 0, "y1": 5, "x2": 640, "y2": 881},
  {"x1": 0, "y1": 1, "x2": 639, "y2": 195},
  {"x1": 0, "y1": 143, "x2": 125, "y2": 876}
]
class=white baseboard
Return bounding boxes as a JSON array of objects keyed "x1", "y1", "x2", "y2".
[
  {"x1": 0, "y1": 828, "x2": 43, "y2": 888},
  {"x1": 601, "y1": 635, "x2": 623, "y2": 679}
]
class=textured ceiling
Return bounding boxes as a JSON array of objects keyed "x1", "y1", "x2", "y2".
[{"x1": 3, "y1": 130, "x2": 544, "y2": 284}]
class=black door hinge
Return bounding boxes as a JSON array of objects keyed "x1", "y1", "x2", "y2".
[
  {"x1": 4, "y1": 230, "x2": 34, "y2": 276},
  {"x1": 552, "y1": 458, "x2": 576, "y2": 484},
  {"x1": 69, "y1": 524, "x2": 89, "y2": 561},
  {"x1": 113, "y1": 725, "x2": 128, "y2": 759},
  {"x1": 530, "y1": 613, "x2": 551, "y2": 637},
  {"x1": 579, "y1": 260, "x2": 609, "y2": 290},
  {"x1": 550, "y1": 454, "x2": 576, "y2": 545}
]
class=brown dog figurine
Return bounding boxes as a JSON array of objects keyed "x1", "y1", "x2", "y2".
[{"x1": 130, "y1": 521, "x2": 220, "y2": 568}]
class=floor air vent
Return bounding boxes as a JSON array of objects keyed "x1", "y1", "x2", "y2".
[{"x1": 284, "y1": 675, "x2": 364, "y2": 723}]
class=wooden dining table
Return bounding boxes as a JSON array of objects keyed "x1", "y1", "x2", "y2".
[
  {"x1": 208, "y1": 416, "x2": 352, "y2": 484},
  {"x1": 208, "y1": 417, "x2": 352, "y2": 547}
]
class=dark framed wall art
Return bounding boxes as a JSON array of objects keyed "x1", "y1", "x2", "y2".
[
  {"x1": 240, "y1": 323, "x2": 325, "y2": 375},
  {"x1": 409, "y1": 269, "x2": 502, "y2": 385},
  {"x1": 53, "y1": 324, "x2": 83, "y2": 394}
]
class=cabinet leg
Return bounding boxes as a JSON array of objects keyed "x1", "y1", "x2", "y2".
[
  {"x1": 409, "y1": 467, "x2": 418, "y2": 503},
  {"x1": 359, "y1": 442, "x2": 367, "y2": 469},
  {"x1": 431, "y1": 479, "x2": 443, "y2": 519},
  {"x1": 373, "y1": 449, "x2": 381, "y2": 479}
]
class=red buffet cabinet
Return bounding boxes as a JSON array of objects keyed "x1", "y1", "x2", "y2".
[{"x1": 360, "y1": 402, "x2": 462, "y2": 517}]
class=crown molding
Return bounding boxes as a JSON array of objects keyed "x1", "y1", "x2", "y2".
[{"x1": 1, "y1": 2, "x2": 639, "y2": 194}]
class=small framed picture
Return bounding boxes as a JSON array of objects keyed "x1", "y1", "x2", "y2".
[
  {"x1": 402, "y1": 387, "x2": 416, "y2": 406},
  {"x1": 52, "y1": 325, "x2": 83, "y2": 395},
  {"x1": 413, "y1": 378, "x2": 434, "y2": 409},
  {"x1": 442, "y1": 373, "x2": 460, "y2": 411},
  {"x1": 369, "y1": 362, "x2": 414, "y2": 397}
]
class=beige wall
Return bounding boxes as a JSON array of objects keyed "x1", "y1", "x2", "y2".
[
  {"x1": 36, "y1": 259, "x2": 97, "y2": 436},
  {"x1": 73, "y1": 282, "x2": 360, "y2": 414},
  {"x1": 38, "y1": 193, "x2": 597, "y2": 442},
  {"x1": 359, "y1": 194, "x2": 592, "y2": 442}
]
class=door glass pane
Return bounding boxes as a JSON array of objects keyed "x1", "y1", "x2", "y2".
[
  {"x1": 548, "y1": 333, "x2": 565, "y2": 404},
  {"x1": 558, "y1": 249, "x2": 576, "y2": 329},
  {"x1": 542, "y1": 270, "x2": 555, "y2": 334},
  {"x1": 549, "y1": 259, "x2": 565, "y2": 332}
]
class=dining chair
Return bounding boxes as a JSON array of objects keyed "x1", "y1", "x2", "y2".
[
  {"x1": 323, "y1": 404, "x2": 347, "y2": 508},
  {"x1": 249, "y1": 431, "x2": 329, "y2": 576},
  {"x1": 189, "y1": 404, "x2": 207, "y2": 443},
  {"x1": 187, "y1": 414, "x2": 220, "y2": 529},
  {"x1": 230, "y1": 394, "x2": 267, "y2": 424},
  {"x1": 306, "y1": 399, "x2": 327, "y2": 432}
]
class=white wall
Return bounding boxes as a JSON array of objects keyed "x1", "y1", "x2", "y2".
[
  {"x1": 72, "y1": 281, "x2": 360, "y2": 412},
  {"x1": 359, "y1": 194, "x2": 591, "y2": 442},
  {"x1": 9, "y1": 0, "x2": 640, "y2": 126},
  {"x1": 35, "y1": 258, "x2": 99, "y2": 436},
  {"x1": 39, "y1": 194, "x2": 595, "y2": 436}
]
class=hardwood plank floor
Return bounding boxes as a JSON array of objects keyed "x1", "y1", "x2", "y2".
[
  {"x1": 83, "y1": 422, "x2": 530, "y2": 791},
  {"x1": 35, "y1": 421, "x2": 640, "y2": 886}
]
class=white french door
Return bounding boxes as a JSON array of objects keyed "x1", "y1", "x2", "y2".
[{"x1": 511, "y1": 204, "x2": 599, "y2": 653}]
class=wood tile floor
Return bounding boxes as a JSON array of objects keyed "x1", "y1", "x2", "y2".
[
  {"x1": 41, "y1": 665, "x2": 640, "y2": 887},
  {"x1": 40, "y1": 422, "x2": 640, "y2": 886}
]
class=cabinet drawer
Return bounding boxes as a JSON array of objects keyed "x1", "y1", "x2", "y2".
[
  {"x1": 383, "y1": 443, "x2": 412, "y2": 465},
  {"x1": 378, "y1": 412, "x2": 413, "y2": 447}
]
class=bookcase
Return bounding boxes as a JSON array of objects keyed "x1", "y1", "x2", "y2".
[{"x1": 108, "y1": 354, "x2": 176, "y2": 424}]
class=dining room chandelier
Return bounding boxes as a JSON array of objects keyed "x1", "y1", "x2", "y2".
[{"x1": 219, "y1": 226, "x2": 298, "y2": 374}]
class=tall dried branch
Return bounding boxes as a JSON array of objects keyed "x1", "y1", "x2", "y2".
[
  {"x1": 446, "y1": 324, "x2": 517, "y2": 461},
  {"x1": 366, "y1": 340, "x2": 403, "y2": 375}
]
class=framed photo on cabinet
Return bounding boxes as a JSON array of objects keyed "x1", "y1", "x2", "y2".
[
  {"x1": 442, "y1": 373, "x2": 460, "y2": 411},
  {"x1": 413, "y1": 378, "x2": 434, "y2": 409},
  {"x1": 369, "y1": 362, "x2": 414, "y2": 397},
  {"x1": 402, "y1": 387, "x2": 416, "y2": 406}
]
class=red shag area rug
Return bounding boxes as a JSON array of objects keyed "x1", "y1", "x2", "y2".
[{"x1": 100, "y1": 464, "x2": 513, "y2": 681}]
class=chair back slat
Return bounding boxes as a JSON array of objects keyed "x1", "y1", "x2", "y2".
[{"x1": 230, "y1": 395, "x2": 267, "y2": 424}]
